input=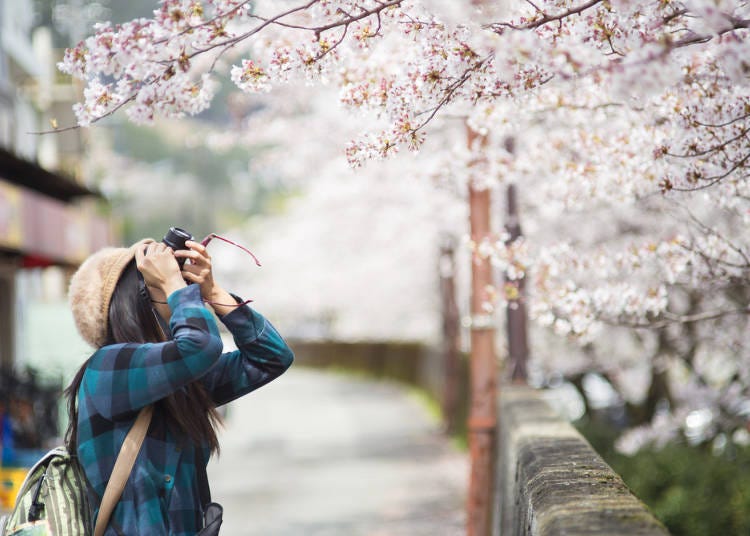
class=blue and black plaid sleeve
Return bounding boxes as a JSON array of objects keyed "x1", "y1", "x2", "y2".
[{"x1": 199, "y1": 299, "x2": 294, "y2": 406}]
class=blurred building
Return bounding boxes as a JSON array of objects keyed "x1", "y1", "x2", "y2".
[{"x1": 0, "y1": 0, "x2": 112, "y2": 372}]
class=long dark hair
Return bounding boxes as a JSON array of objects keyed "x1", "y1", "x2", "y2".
[{"x1": 65, "y1": 260, "x2": 222, "y2": 453}]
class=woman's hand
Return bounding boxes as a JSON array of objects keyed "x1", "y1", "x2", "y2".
[
  {"x1": 176, "y1": 241, "x2": 240, "y2": 315},
  {"x1": 135, "y1": 242, "x2": 186, "y2": 298},
  {"x1": 175, "y1": 241, "x2": 215, "y2": 298}
]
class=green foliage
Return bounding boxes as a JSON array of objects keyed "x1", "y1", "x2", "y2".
[
  {"x1": 109, "y1": 0, "x2": 159, "y2": 25},
  {"x1": 106, "y1": 120, "x2": 289, "y2": 243},
  {"x1": 112, "y1": 122, "x2": 252, "y2": 186},
  {"x1": 578, "y1": 419, "x2": 750, "y2": 536}
]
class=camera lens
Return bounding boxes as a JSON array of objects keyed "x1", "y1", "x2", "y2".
[
  {"x1": 163, "y1": 227, "x2": 193, "y2": 251},
  {"x1": 163, "y1": 227, "x2": 193, "y2": 268}
]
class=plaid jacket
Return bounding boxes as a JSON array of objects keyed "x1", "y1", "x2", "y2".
[{"x1": 76, "y1": 284, "x2": 294, "y2": 535}]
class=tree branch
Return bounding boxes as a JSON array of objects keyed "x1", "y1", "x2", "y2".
[
  {"x1": 601, "y1": 307, "x2": 749, "y2": 329},
  {"x1": 489, "y1": 0, "x2": 602, "y2": 32}
]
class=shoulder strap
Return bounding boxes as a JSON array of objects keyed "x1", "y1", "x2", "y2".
[
  {"x1": 196, "y1": 448, "x2": 211, "y2": 507},
  {"x1": 93, "y1": 405, "x2": 153, "y2": 536}
]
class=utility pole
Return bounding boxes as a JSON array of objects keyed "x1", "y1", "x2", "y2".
[
  {"x1": 439, "y1": 236, "x2": 461, "y2": 435},
  {"x1": 504, "y1": 137, "x2": 529, "y2": 384},
  {"x1": 466, "y1": 125, "x2": 497, "y2": 536}
]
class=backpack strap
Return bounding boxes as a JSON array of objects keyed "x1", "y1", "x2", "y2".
[{"x1": 94, "y1": 405, "x2": 153, "y2": 536}]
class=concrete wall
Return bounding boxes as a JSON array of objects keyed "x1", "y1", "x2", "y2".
[
  {"x1": 498, "y1": 386, "x2": 669, "y2": 536},
  {"x1": 288, "y1": 340, "x2": 470, "y2": 435}
]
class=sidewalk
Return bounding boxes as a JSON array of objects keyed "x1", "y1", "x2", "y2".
[{"x1": 208, "y1": 367, "x2": 468, "y2": 536}]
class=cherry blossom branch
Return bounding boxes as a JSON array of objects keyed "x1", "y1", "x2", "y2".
[
  {"x1": 680, "y1": 225, "x2": 750, "y2": 270},
  {"x1": 311, "y1": 0, "x2": 400, "y2": 35},
  {"x1": 315, "y1": 27, "x2": 349, "y2": 62},
  {"x1": 680, "y1": 209, "x2": 750, "y2": 269},
  {"x1": 412, "y1": 54, "x2": 494, "y2": 132},
  {"x1": 665, "y1": 152, "x2": 750, "y2": 192},
  {"x1": 235, "y1": 0, "x2": 399, "y2": 38},
  {"x1": 662, "y1": 8, "x2": 688, "y2": 25},
  {"x1": 181, "y1": 1, "x2": 320, "y2": 59},
  {"x1": 32, "y1": 90, "x2": 137, "y2": 135},
  {"x1": 693, "y1": 112, "x2": 750, "y2": 129},
  {"x1": 151, "y1": 0, "x2": 254, "y2": 46},
  {"x1": 673, "y1": 17, "x2": 750, "y2": 48},
  {"x1": 665, "y1": 128, "x2": 750, "y2": 158},
  {"x1": 488, "y1": 0, "x2": 602, "y2": 32},
  {"x1": 601, "y1": 307, "x2": 749, "y2": 330},
  {"x1": 533, "y1": 101, "x2": 624, "y2": 115}
]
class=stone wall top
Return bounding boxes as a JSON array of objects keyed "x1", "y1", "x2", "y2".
[{"x1": 497, "y1": 386, "x2": 670, "y2": 536}]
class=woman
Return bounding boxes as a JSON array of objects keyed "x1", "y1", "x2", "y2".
[{"x1": 65, "y1": 237, "x2": 294, "y2": 535}]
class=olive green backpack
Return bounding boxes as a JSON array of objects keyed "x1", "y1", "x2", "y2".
[
  {"x1": 0, "y1": 406, "x2": 152, "y2": 536},
  {"x1": 1, "y1": 447, "x2": 93, "y2": 535}
]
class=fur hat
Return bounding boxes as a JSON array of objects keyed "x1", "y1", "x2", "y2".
[{"x1": 69, "y1": 239, "x2": 154, "y2": 348}]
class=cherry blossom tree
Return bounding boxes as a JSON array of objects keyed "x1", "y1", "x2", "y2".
[
  {"x1": 199, "y1": 85, "x2": 467, "y2": 342},
  {"x1": 58, "y1": 0, "x2": 750, "y2": 450}
]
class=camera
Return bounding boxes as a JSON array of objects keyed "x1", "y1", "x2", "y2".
[{"x1": 162, "y1": 227, "x2": 193, "y2": 267}]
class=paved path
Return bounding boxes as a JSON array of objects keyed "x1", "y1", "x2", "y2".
[{"x1": 208, "y1": 367, "x2": 468, "y2": 536}]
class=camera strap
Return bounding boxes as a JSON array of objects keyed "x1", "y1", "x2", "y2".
[
  {"x1": 198, "y1": 233, "x2": 263, "y2": 308},
  {"x1": 200, "y1": 233, "x2": 261, "y2": 267}
]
